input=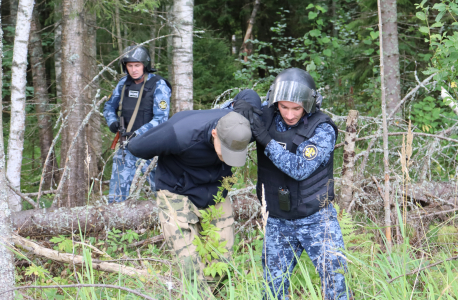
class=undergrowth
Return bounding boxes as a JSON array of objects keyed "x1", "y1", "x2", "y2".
[{"x1": 13, "y1": 201, "x2": 458, "y2": 300}]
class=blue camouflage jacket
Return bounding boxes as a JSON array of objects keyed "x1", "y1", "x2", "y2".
[
  {"x1": 264, "y1": 108, "x2": 336, "y2": 181},
  {"x1": 103, "y1": 73, "x2": 171, "y2": 136}
]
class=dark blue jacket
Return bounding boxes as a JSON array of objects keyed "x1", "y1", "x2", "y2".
[{"x1": 128, "y1": 109, "x2": 232, "y2": 208}]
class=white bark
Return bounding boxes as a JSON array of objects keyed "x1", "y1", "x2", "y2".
[
  {"x1": 6, "y1": 0, "x2": 35, "y2": 212},
  {"x1": 171, "y1": 0, "x2": 193, "y2": 112},
  {"x1": 377, "y1": 0, "x2": 392, "y2": 250},
  {"x1": 0, "y1": 3, "x2": 16, "y2": 297}
]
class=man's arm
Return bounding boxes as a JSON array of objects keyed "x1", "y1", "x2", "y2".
[
  {"x1": 264, "y1": 123, "x2": 336, "y2": 181},
  {"x1": 134, "y1": 79, "x2": 171, "y2": 136},
  {"x1": 128, "y1": 121, "x2": 180, "y2": 160},
  {"x1": 103, "y1": 76, "x2": 127, "y2": 126}
]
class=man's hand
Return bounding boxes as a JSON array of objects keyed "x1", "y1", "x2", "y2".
[
  {"x1": 252, "y1": 115, "x2": 272, "y2": 147},
  {"x1": 233, "y1": 99, "x2": 263, "y2": 124},
  {"x1": 121, "y1": 131, "x2": 136, "y2": 139},
  {"x1": 109, "y1": 121, "x2": 120, "y2": 133}
]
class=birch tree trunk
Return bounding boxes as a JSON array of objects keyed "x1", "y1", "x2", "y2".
[
  {"x1": 84, "y1": 10, "x2": 102, "y2": 189},
  {"x1": 29, "y1": 9, "x2": 59, "y2": 190},
  {"x1": 0, "y1": 4, "x2": 16, "y2": 297},
  {"x1": 171, "y1": 0, "x2": 194, "y2": 112},
  {"x1": 59, "y1": 0, "x2": 87, "y2": 207},
  {"x1": 54, "y1": 3, "x2": 63, "y2": 101},
  {"x1": 6, "y1": 0, "x2": 35, "y2": 212},
  {"x1": 381, "y1": 0, "x2": 401, "y2": 116},
  {"x1": 240, "y1": 0, "x2": 261, "y2": 61},
  {"x1": 377, "y1": 0, "x2": 392, "y2": 250}
]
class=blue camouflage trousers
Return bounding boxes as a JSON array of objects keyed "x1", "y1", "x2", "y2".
[
  {"x1": 108, "y1": 148, "x2": 156, "y2": 203},
  {"x1": 262, "y1": 204, "x2": 349, "y2": 300}
]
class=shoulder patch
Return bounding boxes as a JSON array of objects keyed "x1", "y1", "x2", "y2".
[
  {"x1": 159, "y1": 100, "x2": 168, "y2": 111},
  {"x1": 303, "y1": 145, "x2": 318, "y2": 160}
]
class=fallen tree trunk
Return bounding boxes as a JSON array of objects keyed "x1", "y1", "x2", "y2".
[
  {"x1": 12, "y1": 191, "x2": 261, "y2": 237},
  {"x1": 12, "y1": 181, "x2": 456, "y2": 237},
  {"x1": 12, "y1": 199, "x2": 159, "y2": 237}
]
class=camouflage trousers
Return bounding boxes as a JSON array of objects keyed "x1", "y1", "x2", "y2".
[
  {"x1": 262, "y1": 204, "x2": 349, "y2": 300},
  {"x1": 157, "y1": 190, "x2": 234, "y2": 283},
  {"x1": 108, "y1": 148, "x2": 156, "y2": 203}
]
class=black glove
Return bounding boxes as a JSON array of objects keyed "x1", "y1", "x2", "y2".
[
  {"x1": 252, "y1": 115, "x2": 272, "y2": 147},
  {"x1": 233, "y1": 99, "x2": 263, "y2": 124},
  {"x1": 121, "y1": 131, "x2": 136, "y2": 139},
  {"x1": 109, "y1": 121, "x2": 120, "y2": 133}
]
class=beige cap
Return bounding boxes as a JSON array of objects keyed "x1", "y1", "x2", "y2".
[{"x1": 216, "y1": 112, "x2": 252, "y2": 167}]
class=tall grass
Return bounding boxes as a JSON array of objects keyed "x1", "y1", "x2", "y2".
[{"x1": 17, "y1": 202, "x2": 458, "y2": 300}]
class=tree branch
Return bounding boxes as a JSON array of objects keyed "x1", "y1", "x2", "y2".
[{"x1": 7, "y1": 182, "x2": 38, "y2": 209}]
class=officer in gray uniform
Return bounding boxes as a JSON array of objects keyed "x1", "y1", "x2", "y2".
[
  {"x1": 243, "y1": 68, "x2": 350, "y2": 299},
  {"x1": 103, "y1": 45, "x2": 171, "y2": 203}
]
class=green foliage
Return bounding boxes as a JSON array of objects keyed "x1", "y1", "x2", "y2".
[
  {"x1": 193, "y1": 32, "x2": 239, "y2": 109},
  {"x1": 25, "y1": 264, "x2": 49, "y2": 279},
  {"x1": 120, "y1": 229, "x2": 139, "y2": 244},
  {"x1": 193, "y1": 176, "x2": 237, "y2": 277},
  {"x1": 50, "y1": 235, "x2": 74, "y2": 253}
]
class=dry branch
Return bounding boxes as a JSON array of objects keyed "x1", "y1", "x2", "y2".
[
  {"x1": 335, "y1": 131, "x2": 458, "y2": 148},
  {"x1": 7, "y1": 182, "x2": 38, "y2": 209},
  {"x1": 12, "y1": 234, "x2": 157, "y2": 280}
]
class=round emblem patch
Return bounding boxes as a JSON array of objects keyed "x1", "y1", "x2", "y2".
[
  {"x1": 303, "y1": 145, "x2": 318, "y2": 160},
  {"x1": 159, "y1": 100, "x2": 168, "y2": 111}
]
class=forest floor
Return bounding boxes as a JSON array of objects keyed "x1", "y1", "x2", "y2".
[{"x1": 12, "y1": 190, "x2": 458, "y2": 300}]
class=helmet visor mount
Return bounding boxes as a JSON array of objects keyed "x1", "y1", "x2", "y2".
[{"x1": 268, "y1": 81, "x2": 317, "y2": 113}]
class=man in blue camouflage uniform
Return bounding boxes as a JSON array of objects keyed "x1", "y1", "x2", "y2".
[
  {"x1": 103, "y1": 45, "x2": 171, "y2": 203},
  {"x1": 239, "y1": 68, "x2": 350, "y2": 299}
]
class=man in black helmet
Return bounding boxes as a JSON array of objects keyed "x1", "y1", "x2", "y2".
[
  {"x1": 239, "y1": 68, "x2": 350, "y2": 299},
  {"x1": 103, "y1": 45, "x2": 172, "y2": 203}
]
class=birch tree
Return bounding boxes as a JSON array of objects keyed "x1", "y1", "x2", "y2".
[
  {"x1": 6, "y1": 0, "x2": 35, "y2": 212},
  {"x1": 171, "y1": 0, "x2": 193, "y2": 112},
  {"x1": 0, "y1": 3, "x2": 17, "y2": 297},
  {"x1": 381, "y1": 0, "x2": 401, "y2": 115},
  {"x1": 59, "y1": 0, "x2": 88, "y2": 207},
  {"x1": 29, "y1": 9, "x2": 59, "y2": 189}
]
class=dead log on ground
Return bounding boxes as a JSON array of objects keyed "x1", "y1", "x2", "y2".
[{"x1": 12, "y1": 192, "x2": 260, "y2": 237}]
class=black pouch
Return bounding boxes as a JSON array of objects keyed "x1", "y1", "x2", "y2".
[{"x1": 278, "y1": 187, "x2": 291, "y2": 212}]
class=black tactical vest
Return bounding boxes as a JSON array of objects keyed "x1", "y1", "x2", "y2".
[
  {"x1": 121, "y1": 74, "x2": 171, "y2": 132},
  {"x1": 256, "y1": 106, "x2": 338, "y2": 219}
]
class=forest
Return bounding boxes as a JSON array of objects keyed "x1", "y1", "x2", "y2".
[{"x1": 0, "y1": 0, "x2": 458, "y2": 299}]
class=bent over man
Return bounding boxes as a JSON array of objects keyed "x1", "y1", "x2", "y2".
[
  {"x1": 245, "y1": 68, "x2": 350, "y2": 299},
  {"x1": 128, "y1": 93, "x2": 258, "y2": 288},
  {"x1": 103, "y1": 45, "x2": 171, "y2": 203}
]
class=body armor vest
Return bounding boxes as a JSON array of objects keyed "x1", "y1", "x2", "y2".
[
  {"x1": 256, "y1": 106, "x2": 338, "y2": 219},
  {"x1": 121, "y1": 74, "x2": 171, "y2": 132}
]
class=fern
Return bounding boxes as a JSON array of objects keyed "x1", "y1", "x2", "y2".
[{"x1": 335, "y1": 204, "x2": 378, "y2": 252}]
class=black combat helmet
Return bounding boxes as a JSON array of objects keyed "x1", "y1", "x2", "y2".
[
  {"x1": 267, "y1": 68, "x2": 320, "y2": 113},
  {"x1": 120, "y1": 45, "x2": 155, "y2": 74}
]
